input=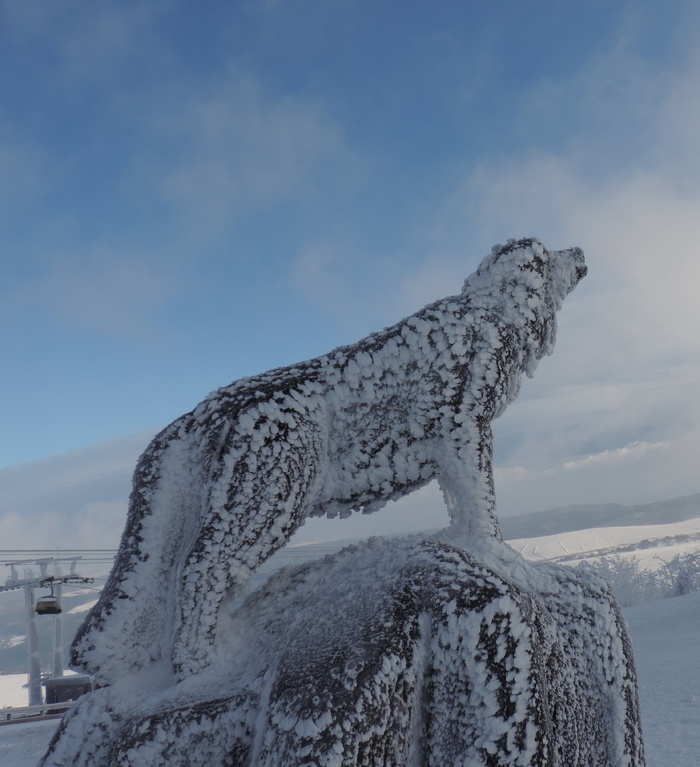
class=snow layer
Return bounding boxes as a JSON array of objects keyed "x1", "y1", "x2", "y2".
[
  {"x1": 71, "y1": 238, "x2": 587, "y2": 683},
  {"x1": 39, "y1": 536, "x2": 642, "y2": 766}
]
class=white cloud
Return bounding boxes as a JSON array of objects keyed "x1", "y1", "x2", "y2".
[
  {"x1": 389, "y1": 155, "x2": 700, "y2": 515},
  {"x1": 0, "y1": 431, "x2": 153, "y2": 549},
  {"x1": 289, "y1": 25, "x2": 700, "y2": 519},
  {"x1": 0, "y1": 0, "x2": 164, "y2": 82},
  {"x1": 0, "y1": 501, "x2": 127, "y2": 551},
  {"x1": 0, "y1": 135, "x2": 49, "y2": 209},
  {"x1": 389, "y1": 252, "x2": 479, "y2": 319},
  {"x1": 136, "y1": 71, "x2": 361, "y2": 239},
  {"x1": 561, "y1": 440, "x2": 669, "y2": 471},
  {"x1": 495, "y1": 429, "x2": 700, "y2": 515},
  {"x1": 289, "y1": 238, "x2": 439, "y2": 341},
  {"x1": 13, "y1": 250, "x2": 180, "y2": 341}
]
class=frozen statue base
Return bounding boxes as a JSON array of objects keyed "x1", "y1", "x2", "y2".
[
  {"x1": 44, "y1": 537, "x2": 644, "y2": 766},
  {"x1": 41, "y1": 239, "x2": 646, "y2": 766}
]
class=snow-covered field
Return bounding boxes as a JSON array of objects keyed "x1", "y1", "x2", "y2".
[
  {"x1": 510, "y1": 516, "x2": 700, "y2": 569},
  {"x1": 625, "y1": 591, "x2": 700, "y2": 766},
  {"x1": 2, "y1": 590, "x2": 698, "y2": 766}
]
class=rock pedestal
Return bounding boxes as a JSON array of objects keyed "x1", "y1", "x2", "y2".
[{"x1": 42, "y1": 536, "x2": 644, "y2": 766}]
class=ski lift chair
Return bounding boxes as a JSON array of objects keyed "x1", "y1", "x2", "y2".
[{"x1": 36, "y1": 591, "x2": 62, "y2": 615}]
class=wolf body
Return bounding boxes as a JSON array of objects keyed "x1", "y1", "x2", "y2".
[{"x1": 72, "y1": 238, "x2": 586, "y2": 681}]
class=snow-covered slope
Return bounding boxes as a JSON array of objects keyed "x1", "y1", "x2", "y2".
[
  {"x1": 3, "y1": 508, "x2": 699, "y2": 763},
  {"x1": 509, "y1": 516, "x2": 700, "y2": 569},
  {"x1": 0, "y1": 718, "x2": 59, "y2": 767}
]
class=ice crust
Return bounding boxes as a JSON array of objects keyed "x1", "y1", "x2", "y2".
[{"x1": 39, "y1": 238, "x2": 644, "y2": 765}]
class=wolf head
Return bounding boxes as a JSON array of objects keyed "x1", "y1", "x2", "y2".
[{"x1": 463, "y1": 237, "x2": 586, "y2": 377}]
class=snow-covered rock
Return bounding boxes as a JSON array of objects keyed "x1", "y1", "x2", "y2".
[
  {"x1": 41, "y1": 537, "x2": 643, "y2": 766},
  {"x1": 71, "y1": 238, "x2": 587, "y2": 683}
]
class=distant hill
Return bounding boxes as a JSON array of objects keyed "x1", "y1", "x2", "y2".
[{"x1": 500, "y1": 492, "x2": 700, "y2": 540}]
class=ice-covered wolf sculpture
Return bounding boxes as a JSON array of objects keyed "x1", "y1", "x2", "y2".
[
  {"x1": 43, "y1": 238, "x2": 646, "y2": 766},
  {"x1": 72, "y1": 237, "x2": 587, "y2": 682}
]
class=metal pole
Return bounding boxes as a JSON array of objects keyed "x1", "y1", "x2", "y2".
[
  {"x1": 24, "y1": 584, "x2": 43, "y2": 706},
  {"x1": 52, "y1": 580, "x2": 64, "y2": 678}
]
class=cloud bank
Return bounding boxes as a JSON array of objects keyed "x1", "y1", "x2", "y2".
[{"x1": 0, "y1": 431, "x2": 154, "y2": 549}]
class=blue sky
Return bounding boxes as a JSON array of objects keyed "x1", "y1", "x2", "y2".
[{"x1": 2, "y1": 0, "x2": 700, "y2": 545}]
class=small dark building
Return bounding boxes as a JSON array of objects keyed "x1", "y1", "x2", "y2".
[{"x1": 42, "y1": 675, "x2": 94, "y2": 705}]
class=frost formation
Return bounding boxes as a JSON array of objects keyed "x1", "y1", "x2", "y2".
[{"x1": 41, "y1": 238, "x2": 645, "y2": 765}]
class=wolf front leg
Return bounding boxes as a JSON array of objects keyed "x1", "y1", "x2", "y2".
[
  {"x1": 71, "y1": 424, "x2": 201, "y2": 683},
  {"x1": 436, "y1": 417, "x2": 502, "y2": 543},
  {"x1": 172, "y1": 410, "x2": 327, "y2": 678}
]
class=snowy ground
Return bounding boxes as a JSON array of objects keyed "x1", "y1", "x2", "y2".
[
  {"x1": 0, "y1": 719, "x2": 58, "y2": 767},
  {"x1": 625, "y1": 590, "x2": 700, "y2": 767},
  {"x1": 1, "y1": 590, "x2": 698, "y2": 766}
]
